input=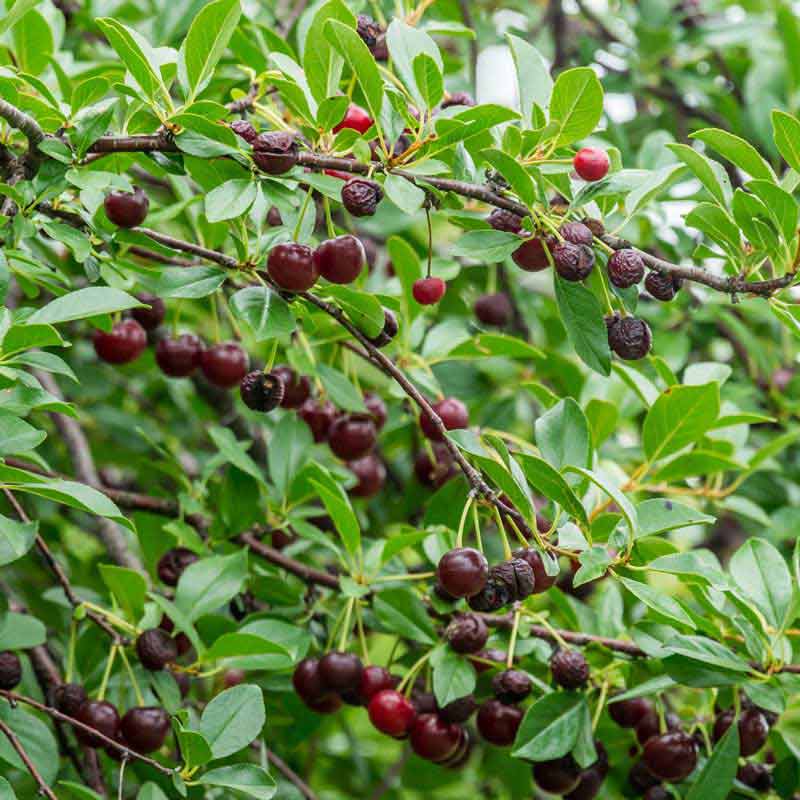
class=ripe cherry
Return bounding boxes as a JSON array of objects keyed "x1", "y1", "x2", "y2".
[
  {"x1": 437, "y1": 548, "x2": 489, "y2": 598},
  {"x1": 512, "y1": 236, "x2": 553, "y2": 271},
  {"x1": 414, "y1": 444, "x2": 455, "y2": 488},
  {"x1": 714, "y1": 709, "x2": 769, "y2": 757},
  {"x1": 333, "y1": 104, "x2": 373, "y2": 135},
  {"x1": 412, "y1": 277, "x2": 446, "y2": 305},
  {"x1": 512, "y1": 548, "x2": 558, "y2": 594},
  {"x1": 533, "y1": 755, "x2": 582, "y2": 794},
  {"x1": 328, "y1": 414, "x2": 377, "y2": 460},
  {"x1": 359, "y1": 666, "x2": 396, "y2": 703},
  {"x1": 551, "y1": 649, "x2": 589, "y2": 689},
  {"x1": 306, "y1": 694, "x2": 343, "y2": 714},
  {"x1": 492, "y1": 669, "x2": 532, "y2": 704},
  {"x1": 93, "y1": 319, "x2": 147, "y2": 365},
  {"x1": 737, "y1": 762, "x2": 772, "y2": 791},
  {"x1": 156, "y1": 547, "x2": 198, "y2": 586},
  {"x1": 0, "y1": 651, "x2": 21, "y2": 690},
  {"x1": 573, "y1": 147, "x2": 610, "y2": 182},
  {"x1": 120, "y1": 707, "x2": 171, "y2": 753},
  {"x1": 363, "y1": 392, "x2": 387, "y2": 430},
  {"x1": 155, "y1": 334, "x2": 203, "y2": 377},
  {"x1": 131, "y1": 293, "x2": 165, "y2": 330},
  {"x1": 609, "y1": 695, "x2": 653, "y2": 728},
  {"x1": 348, "y1": 453, "x2": 386, "y2": 498},
  {"x1": 293, "y1": 658, "x2": 327, "y2": 703},
  {"x1": 318, "y1": 652, "x2": 363, "y2": 692},
  {"x1": 75, "y1": 700, "x2": 121, "y2": 748},
  {"x1": 368, "y1": 689, "x2": 417, "y2": 737},
  {"x1": 420, "y1": 396, "x2": 468, "y2": 441},
  {"x1": 636, "y1": 709, "x2": 680, "y2": 746},
  {"x1": 445, "y1": 612, "x2": 489, "y2": 654},
  {"x1": 439, "y1": 695, "x2": 477, "y2": 724},
  {"x1": 53, "y1": 683, "x2": 88, "y2": 716},
  {"x1": 104, "y1": 186, "x2": 149, "y2": 228},
  {"x1": 268, "y1": 242, "x2": 319, "y2": 292},
  {"x1": 367, "y1": 308, "x2": 399, "y2": 348},
  {"x1": 564, "y1": 766, "x2": 605, "y2": 800},
  {"x1": 314, "y1": 235, "x2": 365, "y2": 284},
  {"x1": 409, "y1": 713, "x2": 462, "y2": 762},
  {"x1": 474, "y1": 292, "x2": 513, "y2": 327},
  {"x1": 200, "y1": 342, "x2": 249, "y2": 388},
  {"x1": 643, "y1": 730, "x2": 698, "y2": 782},
  {"x1": 476, "y1": 699, "x2": 522, "y2": 746},
  {"x1": 271, "y1": 365, "x2": 311, "y2": 408},
  {"x1": 136, "y1": 628, "x2": 178, "y2": 671},
  {"x1": 299, "y1": 398, "x2": 337, "y2": 442}
]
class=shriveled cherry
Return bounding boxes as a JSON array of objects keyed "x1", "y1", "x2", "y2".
[
  {"x1": 414, "y1": 444, "x2": 455, "y2": 488},
  {"x1": 271, "y1": 365, "x2": 311, "y2": 408},
  {"x1": 240, "y1": 371, "x2": 284, "y2": 412},
  {"x1": 513, "y1": 548, "x2": 558, "y2": 593},
  {"x1": 363, "y1": 392, "x2": 387, "y2": 430},
  {"x1": 550, "y1": 649, "x2": 589, "y2": 689},
  {"x1": 157, "y1": 547, "x2": 198, "y2": 586},
  {"x1": 445, "y1": 612, "x2": 488, "y2": 654},
  {"x1": 136, "y1": 628, "x2": 178, "y2": 671},
  {"x1": 0, "y1": 652, "x2": 21, "y2": 690}
]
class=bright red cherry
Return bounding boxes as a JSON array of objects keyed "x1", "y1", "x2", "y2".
[
  {"x1": 333, "y1": 104, "x2": 374, "y2": 135},
  {"x1": 93, "y1": 319, "x2": 147, "y2": 365},
  {"x1": 368, "y1": 690, "x2": 417, "y2": 738},
  {"x1": 412, "y1": 277, "x2": 446, "y2": 305},
  {"x1": 314, "y1": 235, "x2": 365, "y2": 285},
  {"x1": 359, "y1": 666, "x2": 396, "y2": 702},
  {"x1": 155, "y1": 334, "x2": 203, "y2": 377},
  {"x1": 573, "y1": 147, "x2": 610, "y2": 182},
  {"x1": 420, "y1": 396, "x2": 468, "y2": 441},
  {"x1": 200, "y1": 342, "x2": 249, "y2": 388}
]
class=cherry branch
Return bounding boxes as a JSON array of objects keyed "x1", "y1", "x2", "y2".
[
  {"x1": 0, "y1": 98, "x2": 45, "y2": 150},
  {"x1": 0, "y1": 718, "x2": 59, "y2": 799}
]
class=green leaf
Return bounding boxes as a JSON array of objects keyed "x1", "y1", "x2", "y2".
[
  {"x1": 200, "y1": 765, "x2": 276, "y2": 799},
  {"x1": 308, "y1": 478, "x2": 360, "y2": 558},
  {"x1": 0, "y1": 413, "x2": 45, "y2": 455},
  {"x1": 324, "y1": 20, "x2": 383, "y2": 123},
  {"x1": 204, "y1": 632, "x2": 289, "y2": 663},
  {"x1": 666, "y1": 143, "x2": 730, "y2": 207},
  {"x1": 431, "y1": 646, "x2": 476, "y2": 707},
  {"x1": 412, "y1": 53, "x2": 444, "y2": 110},
  {"x1": 730, "y1": 538, "x2": 793, "y2": 631},
  {"x1": 315, "y1": 364, "x2": 366, "y2": 412},
  {"x1": 515, "y1": 454, "x2": 588, "y2": 527},
  {"x1": 535, "y1": 398, "x2": 590, "y2": 473},
  {"x1": 685, "y1": 720, "x2": 738, "y2": 800},
  {"x1": 373, "y1": 587, "x2": 436, "y2": 644},
  {"x1": 198, "y1": 684, "x2": 265, "y2": 759},
  {"x1": 268, "y1": 415, "x2": 313, "y2": 496},
  {"x1": 0, "y1": 704, "x2": 59, "y2": 786},
  {"x1": 152, "y1": 266, "x2": 227, "y2": 299},
  {"x1": 209, "y1": 426, "x2": 265, "y2": 485},
  {"x1": 512, "y1": 692, "x2": 588, "y2": 761},
  {"x1": 507, "y1": 34, "x2": 552, "y2": 127},
  {"x1": 618, "y1": 576, "x2": 695, "y2": 628},
  {"x1": 0, "y1": 611, "x2": 46, "y2": 649},
  {"x1": 564, "y1": 466, "x2": 637, "y2": 539},
  {"x1": 635, "y1": 499, "x2": 715, "y2": 539},
  {"x1": 205, "y1": 179, "x2": 257, "y2": 223},
  {"x1": 642, "y1": 383, "x2": 720, "y2": 462},
  {"x1": 691, "y1": 128, "x2": 776, "y2": 182},
  {"x1": 772, "y1": 111, "x2": 800, "y2": 172},
  {"x1": 652, "y1": 451, "x2": 743, "y2": 482},
  {"x1": 304, "y1": 1, "x2": 356, "y2": 105},
  {"x1": 179, "y1": 0, "x2": 241, "y2": 100},
  {"x1": 664, "y1": 634, "x2": 750, "y2": 672},
  {"x1": 451, "y1": 230, "x2": 524, "y2": 262},
  {"x1": 229, "y1": 286, "x2": 295, "y2": 342},
  {"x1": 548, "y1": 68, "x2": 604, "y2": 147},
  {"x1": 0, "y1": 0, "x2": 41, "y2": 36},
  {"x1": 554, "y1": 276, "x2": 611, "y2": 376},
  {"x1": 28, "y1": 287, "x2": 142, "y2": 325},
  {"x1": 175, "y1": 550, "x2": 249, "y2": 622},
  {"x1": 0, "y1": 514, "x2": 36, "y2": 566},
  {"x1": 98, "y1": 564, "x2": 147, "y2": 620},
  {"x1": 481, "y1": 149, "x2": 535, "y2": 208},
  {"x1": 386, "y1": 19, "x2": 443, "y2": 113},
  {"x1": 177, "y1": 727, "x2": 213, "y2": 769},
  {"x1": 384, "y1": 173, "x2": 426, "y2": 215}
]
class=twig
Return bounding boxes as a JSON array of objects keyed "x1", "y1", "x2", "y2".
[
  {"x1": 240, "y1": 532, "x2": 339, "y2": 589},
  {"x1": 266, "y1": 748, "x2": 319, "y2": 800},
  {"x1": 0, "y1": 719, "x2": 59, "y2": 799},
  {"x1": 0, "y1": 98, "x2": 46, "y2": 149}
]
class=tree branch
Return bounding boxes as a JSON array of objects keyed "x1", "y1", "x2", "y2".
[
  {"x1": 0, "y1": 718, "x2": 59, "y2": 799},
  {"x1": 0, "y1": 98, "x2": 46, "y2": 150},
  {"x1": 265, "y1": 747, "x2": 319, "y2": 800}
]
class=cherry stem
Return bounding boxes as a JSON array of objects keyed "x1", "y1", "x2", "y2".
[
  {"x1": 492, "y1": 504, "x2": 513, "y2": 560},
  {"x1": 117, "y1": 645, "x2": 144, "y2": 707},
  {"x1": 455, "y1": 495, "x2": 474, "y2": 548},
  {"x1": 293, "y1": 187, "x2": 314, "y2": 241},
  {"x1": 323, "y1": 196, "x2": 336, "y2": 239},
  {"x1": 117, "y1": 755, "x2": 127, "y2": 800},
  {"x1": 472, "y1": 503, "x2": 483, "y2": 552},
  {"x1": 524, "y1": 610, "x2": 569, "y2": 650},
  {"x1": 506, "y1": 607, "x2": 522, "y2": 669},
  {"x1": 97, "y1": 644, "x2": 118, "y2": 701},
  {"x1": 211, "y1": 292, "x2": 221, "y2": 343},
  {"x1": 65, "y1": 617, "x2": 77, "y2": 684},
  {"x1": 338, "y1": 598, "x2": 355, "y2": 652},
  {"x1": 356, "y1": 602, "x2": 369, "y2": 663},
  {"x1": 425, "y1": 206, "x2": 433, "y2": 278},
  {"x1": 397, "y1": 651, "x2": 431, "y2": 696},
  {"x1": 592, "y1": 681, "x2": 608, "y2": 731}
]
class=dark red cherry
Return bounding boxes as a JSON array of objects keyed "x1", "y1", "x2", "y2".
[
  {"x1": 409, "y1": 713, "x2": 462, "y2": 762},
  {"x1": 439, "y1": 695, "x2": 477, "y2": 724},
  {"x1": 271, "y1": 365, "x2": 311, "y2": 408},
  {"x1": 293, "y1": 658, "x2": 326, "y2": 702},
  {"x1": 131, "y1": 293, "x2": 165, "y2": 330},
  {"x1": 53, "y1": 683, "x2": 87, "y2": 716},
  {"x1": 298, "y1": 398, "x2": 337, "y2": 442},
  {"x1": 437, "y1": 548, "x2": 488, "y2": 598},
  {"x1": 347, "y1": 453, "x2": 386, "y2": 498},
  {"x1": 512, "y1": 548, "x2": 558, "y2": 593},
  {"x1": 104, "y1": 187, "x2": 149, "y2": 228},
  {"x1": 414, "y1": 444, "x2": 456, "y2": 488},
  {"x1": 636, "y1": 709, "x2": 680, "y2": 746},
  {"x1": 368, "y1": 689, "x2": 417, "y2": 737},
  {"x1": 327, "y1": 414, "x2": 377, "y2": 460},
  {"x1": 476, "y1": 699, "x2": 522, "y2": 746},
  {"x1": 512, "y1": 236, "x2": 553, "y2": 271},
  {"x1": 135, "y1": 628, "x2": 178, "y2": 671},
  {"x1": 268, "y1": 242, "x2": 319, "y2": 292},
  {"x1": 445, "y1": 613, "x2": 489, "y2": 654},
  {"x1": 318, "y1": 652, "x2": 363, "y2": 692},
  {"x1": 363, "y1": 392, "x2": 387, "y2": 430},
  {"x1": 155, "y1": 334, "x2": 204, "y2": 377},
  {"x1": 573, "y1": 148, "x2": 610, "y2": 181},
  {"x1": 550, "y1": 649, "x2": 589, "y2": 689},
  {"x1": 643, "y1": 730, "x2": 698, "y2": 783},
  {"x1": 314, "y1": 235, "x2": 365, "y2": 285},
  {"x1": 240, "y1": 371, "x2": 284, "y2": 412},
  {"x1": 533, "y1": 755, "x2": 582, "y2": 794},
  {"x1": 420, "y1": 397, "x2": 468, "y2": 441},
  {"x1": 200, "y1": 342, "x2": 249, "y2": 388},
  {"x1": 564, "y1": 766, "x2": 605, "y2": 800},
  {"x1": 608, "y1": 695, "x2": 653, "y2": 728},
  {"x1": 474, "y1": 292, "x2": 513, "y2": 327},
  {"x1": 75, "y1": 700, "x2": 121, "y2": 748},
  {"x1": 412, "y1": 277, "x2": 446, "y2": 305},
  {"x1": 333, "y1": 104, "x2": 373, "y2": 135},
  {"x1": 737, "y1": 762, "x2": 772, "y2": 792},
  {"x1": 359, "y1": 666, "x2": 396, "y2": 703},
  {"x1": 156, "y1": 547, "x2": 198, "y2": 586},
  {"x1": 120, "y1": 707, "x2": 171, "y2": 754},
  {"x1": 560, "y1": 222, "x2": 594, "y2": 246},
  {"x1": 93, "y1": 319, "x2": 147, "y2": 365},
  {"x1": 492, "y1": 669, "x2": 532, "y2": 704},
  {"x1": 230, "y1": 119, "x2": 257, "y2": 143},
  {"x1": 713, "y1": 709, "x2": 769, "y2": 757},
  {"x1": 0, "y1": 651, "x2": 21, "y2": 690},
  {"x1": 306, "y1": 694, "x2": 342, "y2": 714}
]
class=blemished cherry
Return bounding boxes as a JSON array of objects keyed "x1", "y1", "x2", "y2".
[
  {"x1": 608, "y1": 249, "x2": 645, "y2": 288},
  {"x1": 252, "y1": 131, "x2": 298, "y2": 175},
  {"x1": 409, "y1": 713, "x2": 462, "y2": 762},
  {"x1": 608, "y1": 695, "x2": 653, "y2": 728},
  {"x1": 550, "y1": 649, "x2": 590, "y2": 689},
  {"x1": 132, "y1": 293, "x2": 165, "y2": 330},
  {"x1": 75, "y1": 700, "x2": 121, "y2": 748},
  {"x1": 643, "y1": 730, "x2": 698, "y2": 782},
  {"x1": 328, "y1": 414, "x2": 377, "y2": 460},
  {"x1": 512, "y1": 548, "x2": 558, "y2": 594},
  {"x1": 476, "y1": 699, "x2": 522, "y2": 746},
  {"x1": 363, "y1": 392, "x2": 387, "y2": 430},
  {"x1": 268, "y1": 242, "x2": 319, "y2": 292},
  {"x1": 533, "y1": 755, "x2": 582, "y2": 794},
  {"x1": 0, "y1": 651, "x2": 21, "y2": 690},
  {"x1": 155, "y1": 334, "x2": 203, "y2": 377},
  {"x1": 487, "y1": 208, "x2": 524, "y2": 233},
  {"x1": 53, "y1": 683, "x2": 88, "y2": 716},
  {"x1": 348, "y1": 453, "x2": 386, "y2": 498},
  {"x1": 359, "y1": 666, "x2": 396, "y2": 702},
  {"x1": 437, "y1": 548, "x2": 489, "y2": 598},
  {"x1": 414, "y1": 444, "x2": 455, "y2": 488},
  {"x1": 200, "y1": 342, "x2": 249, "y2": 388},
  {"x1": 492, "y1": 669, "x2": 532, "y2": 704},
  {"x1": 368, "y1": 690, "x2": 417, "y2": 737},
  {"x1": 560, "y1": 221, "x2": 594, "y2": 246},
  {"x1": 412, "y1": 277, "x2": 446, "y2": 305},
  {"x1": 299, "y1": 398, "x2": 337, "y2": 442},
  {"x1": 156, "y1": 547, "x2": 198, "y2": 586},
  {"x1": 314, "y1": 235, "x2": 365, "y2": 284},
  {"x1": 104, "y1": 186, "x2": 149, "y2": 228},
  {"x1": 333, "y1": 104, "x2": 374, "y2": 135},
  {"x1": 240, "y1": 371, "x2": 284, "y2": 412},
  {"x1": 318, "y1": 652, "x2": 363, "y2": 692},
  {"x1": 136, "y1": 628, "x2": 178, "y2": 671},
  {"x1": 445, "y1": 612, "x2": 489, "y2": 654},
  {"x1": 474, "y1": 292, "x2": 513, "y2": 327},
  {"x1": 272, "y1": 365, "x2": 311, "y2": 408},
  {"x1": 420, "y1": 396, "x2": 468, "y2": 441},
  {"x1": 573, "y1": 147, "x2": 610, "y2": 181},
  {"x1": 93, "y1": 319, "x2": 147, "y2": 365},
  {"x1": 120, "y1": 707, "x2": 171, "y2": 753},
  {"x1": 440, "y1": 695, "x2": 477, "y2": 724},
  {"x1": 293, "y1": 658, "x2": 327, "y2": 702}
]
